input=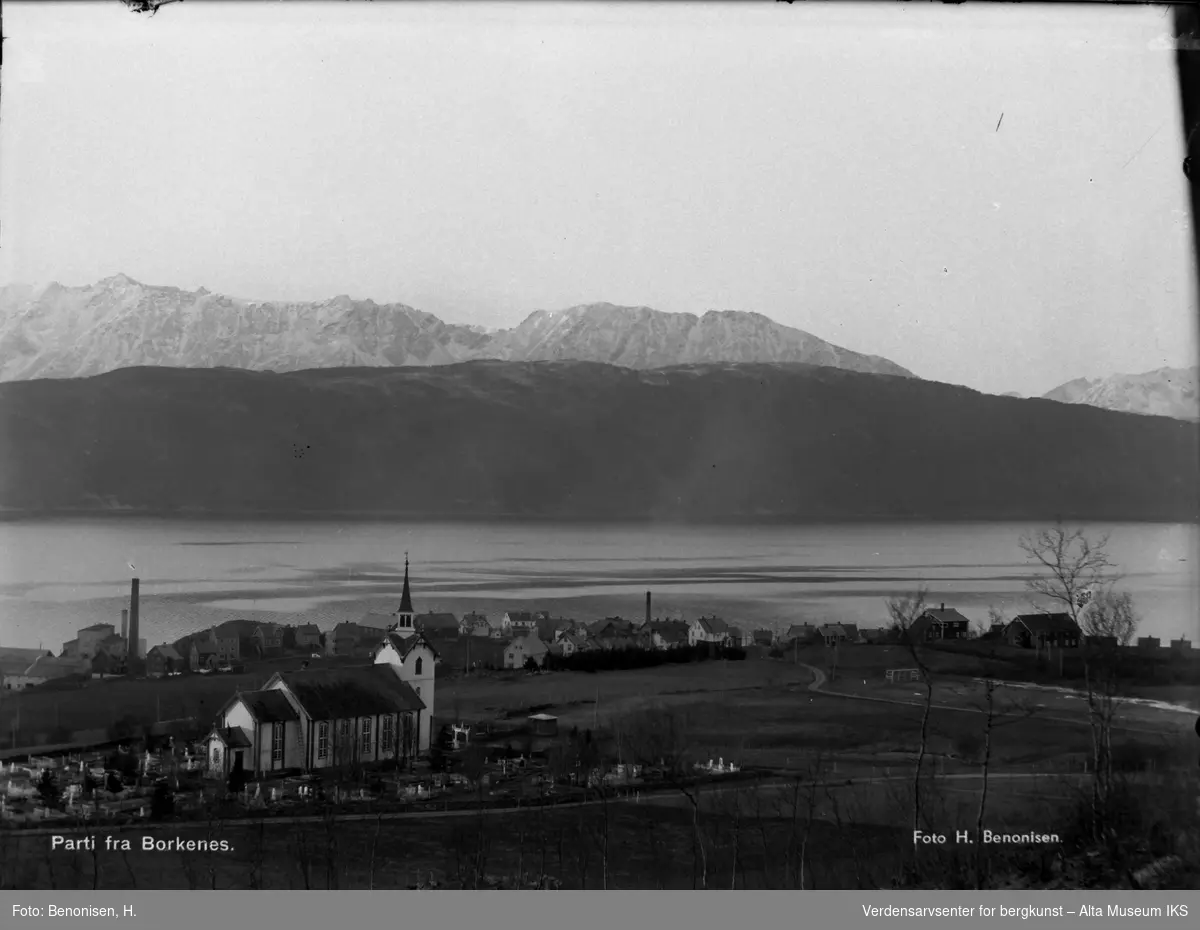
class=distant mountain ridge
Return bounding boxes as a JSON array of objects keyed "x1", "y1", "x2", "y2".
[
  {"x1": 0, "y1": 361, "x2": 1194, "y2": 522},
  {"x1": 0, "y1": 275, "x2": 913, "y2": 381},
  {"x1": 1042, "y1": 367, "x2": 1198, "y2": 421}
]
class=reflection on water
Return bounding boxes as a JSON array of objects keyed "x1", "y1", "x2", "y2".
[{"x1": 0, "y1": 518, "x2": 1194, "y2": 651}]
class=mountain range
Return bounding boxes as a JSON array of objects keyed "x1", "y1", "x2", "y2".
[
  {"x1": 0, "y1": 361, "x2": 1195, "y2": 521},
  {"x1": 1040, "y1": 367, "x2": 1199, "y2": 421},
  {"x1": 0, "y1": 275, "x2": 912, "y2": 381}
]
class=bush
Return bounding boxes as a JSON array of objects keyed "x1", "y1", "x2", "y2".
[
  {"x1": 149, "y1": 779, "x2": 174, "y2": 820},
  {"x1": 228, "y1": 756, "x2": 247, "y2": 795},
  {"x1": 36, "y1": 770, "x2": 62, "y2": 809}
]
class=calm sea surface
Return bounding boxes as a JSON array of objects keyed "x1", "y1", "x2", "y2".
[{"x1": 0, "y1": 519, "x2": 1195, "y2": 652}]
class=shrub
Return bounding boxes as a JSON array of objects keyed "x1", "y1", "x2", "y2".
[
  {"x1": 36, "y1": 770, "x2": 62, "y2": 809},
  {"x1": 149, "y1": 779, "x2": 174, "y2": 820}
]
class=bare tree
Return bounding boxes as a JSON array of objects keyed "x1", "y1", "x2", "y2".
[
  {"x1": 1018, "y1": 523, "x2": 1114, "y2": 622},
  {"x1": 1079, "y1": 586, "x2": 1140, "y2": 837},
  {"x1": 1018, "y1": 523, "x2": 1131, "y2": 842},
  {"x1": 884, "y1": 586, "x2": 933, "y2": 840},
  {"x1": 964, "y1": 679, "x2": 1039, "y2": 887}
]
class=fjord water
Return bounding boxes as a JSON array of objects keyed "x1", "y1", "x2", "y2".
[{"x1": 0, "y1": 518, "x2": 1195, "y2": 652}]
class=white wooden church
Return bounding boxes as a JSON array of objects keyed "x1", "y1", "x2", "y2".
[{"x1": 206, "y1": 557, "x2": 438, "y2": 777}]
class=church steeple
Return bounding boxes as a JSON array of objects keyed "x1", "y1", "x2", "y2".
[{"x1": 399, "y1": 554, "x2": 414, "y2": 614}]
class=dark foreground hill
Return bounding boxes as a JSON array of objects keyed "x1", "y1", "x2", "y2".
[{"x1": 0, "y1": 361, "x2": 1196, "y2": 521}]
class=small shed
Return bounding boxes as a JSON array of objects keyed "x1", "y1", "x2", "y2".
[{"x1": 528, "y1": 713, "x2": 558, "y2": 737}]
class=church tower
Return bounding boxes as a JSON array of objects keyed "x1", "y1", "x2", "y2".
[{"x1": 392, "y1": 554, "x2": 416, "y2": 638}]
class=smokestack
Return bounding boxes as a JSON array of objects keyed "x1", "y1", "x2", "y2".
[
  {"x1": 129, "y1": 578, "x2": 140, "y2": 660},
  {"x1": 646, "y1": 591, "x2": 651, "y2": 627},
  {"x1": 121, "y1": 609, "x2": 128, "y2": 642},
  {"x1": 941, "y1": 603, "x2": 945, "y2": 612}
]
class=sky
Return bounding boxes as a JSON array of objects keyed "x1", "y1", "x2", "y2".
[{"x1": 2, "y1": 1, "x2": 1198, "y2": 397}]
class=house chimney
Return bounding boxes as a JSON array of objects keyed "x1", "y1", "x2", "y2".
[
  {"x1": 646, "y1": 591, "x2": 651, "y2": 627},
  {"x1": 940, "y1": 603, "x2": 945, "y2": 612},
  {"x1": 121, "y1": 609, "x2": 128, "y2": 642},
  {"x1": 129, "y1": 578, "x2": 140, "y2": 659}
]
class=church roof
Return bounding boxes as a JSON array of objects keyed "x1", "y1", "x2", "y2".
[
  {"x1": 379, "y1": 630, "x2": 441, "y2": 661},
  {"x1": 399, "y1": 557, "x2": 414, "y2": 614},
  {"x1": 276, "y1": 665, "x2": 425, "y2": 719}
]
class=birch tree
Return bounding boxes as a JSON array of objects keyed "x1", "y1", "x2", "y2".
[{"x1": 884, "y1": 586, "x2": 933, "y2": 840}]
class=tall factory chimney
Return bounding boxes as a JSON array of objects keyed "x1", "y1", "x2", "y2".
[
  {"x1": 129, "y1": 578, "x2": 140, "y2": 659},
  {"x1": 646, "y1": 590, "x2": 651, "y2": 627},
  {"x1": 121, "y1": 609, "x2": 128, "y2": 643}
]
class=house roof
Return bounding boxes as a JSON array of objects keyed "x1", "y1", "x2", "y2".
[
  {"x1": 357, "y1": 613, "x2": 396, "y2": 631},
  {"x1": 786, "y1": 623, "x2": 817, "y2": 640},
  {"x1": 100, "y1": 633, "x2": 126, "y2": 645},
  {"x1": 657, "y1": 626, "x2": 689, "y2": 644},
  {"x1": 236, "y1": 689, "x2": 301, "y2": 724},
  {"x1": 416, "y1": 612, "x2": 459, "y2": 631},
  {"x1": 921, "y1": 607, "x2": 972, "y2": 627},
  {"x1": 24, "y1": 656, "x2": 86, "y2": 679},
  {"x1": 507, "y1": 633, "x2": 548, "y2": 654},
  {"x1": 194, "y1": 641, "x2": 218, "y2": 655},
  {"x1": 378, "y1": 630, "x2": 440, "y2": 661},
  {"x1": 702, "y1": 617, "x2": 732, "y2": 635},
  {"x1": 210, "y1": 726, "x2": 253, "y2": 749},
  {"x1": 840, "y1": 623, "x2": 859, "y2": 639},
  {"x1": 819, "y1": 624, "x2": 846, "y2": 637},
  {"x1": 507, "y1": 611, "x2": 536, "y2": 625},
  {"x1": 1010, "y1": 614, "x2": 1080, "y2": 636},
  {"x1": 149, "y1": 644, "x2": 182, "y2": 662},
  {"x1": 275, "y1": 665, "x2": 425, "y2": 719},
  {"x1": 296, "y1": 624, "x2": 321, "y2": 636},
  {"x1": 254, "y1": 623, "x2": 282, "y2": 638}
]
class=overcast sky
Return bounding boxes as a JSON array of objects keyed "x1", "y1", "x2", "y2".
[{"x1": 2, "y1": 2, "x2": 1197, "y2": 396}]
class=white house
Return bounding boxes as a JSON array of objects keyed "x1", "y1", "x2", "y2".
[
  {"x1": 504, "y1": 633, "x2": 549, "y2": 669},
  {"x1": 687, "y1": 616, "x2": 734, "y2": 647},
  {"x1": 503, "y1": 611, "x2": 539, "y2": 635}
]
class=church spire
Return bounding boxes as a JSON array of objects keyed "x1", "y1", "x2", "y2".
[{"x1": 398, "y1": 553, "x2": 413, "y2": 614}]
